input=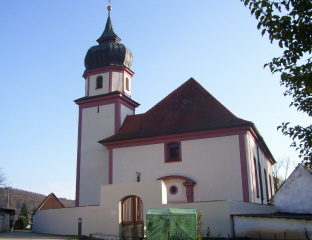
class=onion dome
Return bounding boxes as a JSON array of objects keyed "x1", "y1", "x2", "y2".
[{"x1": 84, "y1": 9, "x2": 133, "y2": 71}]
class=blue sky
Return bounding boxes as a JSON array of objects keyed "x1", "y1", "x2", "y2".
[{"x1": 0, "y1": 1, "x2": 309, "y2": 200}]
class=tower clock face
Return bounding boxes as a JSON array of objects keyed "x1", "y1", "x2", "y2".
[{"x1": 167, "y1": 182, "x2": 182, "y2": 199}]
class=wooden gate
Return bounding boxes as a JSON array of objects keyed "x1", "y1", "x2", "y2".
[{"x1": 121, "y1": 195, "x2": 144, "y2": 239}]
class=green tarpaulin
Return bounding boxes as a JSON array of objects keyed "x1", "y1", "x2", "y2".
[{"x1": 146, "y1": 208, "x2": 197, "y2": 240}]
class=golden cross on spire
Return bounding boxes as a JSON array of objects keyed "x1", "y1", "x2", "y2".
[{"x1": 107, "y1": 0, "x2": 112, "y2": 16}]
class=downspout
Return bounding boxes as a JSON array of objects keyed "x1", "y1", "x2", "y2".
[{"x1": 257, "y1": 144, "x2": 264, "y2": 204}]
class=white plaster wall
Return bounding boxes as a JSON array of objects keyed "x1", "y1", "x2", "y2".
[
  {"x1": 112, "y1": 72, "x2": 122, "y2": 92},
  {"x1": 229, "y1": 201, "x2": 276, "y2": 215},
  {"x1": 88, "y1": 72, "x2": 109, "y2": 96},
  {"x1": 85, "y1": 78, "x2": 88, "y2": 96},
  {"x1": 245, "y1": 134, "x2": 255, "y2": 203},
  {"x1": 104, "y1": 183, "x2": 274, "y2": 237},
  {"x1": 246, "y1": 134, "x2": 274, "y2": 204},
  {"x1": 246, "y1": 134, "x2": 260, "y2": 203},
  {"x1": 33, "y1": 181, "x2": 276, "y2": 238},
  {"x1": 164, "y1": 179, "x2": 187, "y2": 203},
  {"x1": 184, "y1": 136, "x2": 243, "y2": 202},
  {"x1": 120, "y1": 105, "x2": 133, "y2": 126},
  {"x1": 113, "y1": 144, "x2": 163, "y2": 184},
  {"x1": 79, "y1": 104, "x2": 115, "y2": 206},
  {"x1": 234, "y1": 216, "x2": 312, "y2": 234},
  {"x1": 271, "y1": 165, "x2": 312, "y2": 214},
  {"x1": 33, "y1": 181, "x2": 166, "y2": 236},
  {"x1": 113, "y1": 135, "x2": 244, "y2": 202}
]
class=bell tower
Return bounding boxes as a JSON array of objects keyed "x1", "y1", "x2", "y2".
[{"x1": 75, "y1": 5, "x2": 139, "y2": 206}]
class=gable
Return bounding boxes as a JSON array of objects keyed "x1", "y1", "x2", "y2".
[
  {"x1": 36, "y1": 193, "x2": 65, "y2": 211},
  {"x1": 271, "y1": 164, "x2": 312, "y2": 214},
  {"x1": 100, "y1": 78, "x2": 252, "y2": 143}
]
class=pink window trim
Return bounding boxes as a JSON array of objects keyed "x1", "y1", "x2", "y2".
[
  {"x1": 157, "y1": 175, "x2": 196, "y2": 203},
  {"x1": 164, "y1": 141, "x2": 182, "y2": 163},
  {"x1": 169, "y1": 185, "x2": 178, "y2": 195}
]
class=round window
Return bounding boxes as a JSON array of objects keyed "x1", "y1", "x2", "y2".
[{"x1": 169, "y1": 185, "x2": 178, "y2": 195}]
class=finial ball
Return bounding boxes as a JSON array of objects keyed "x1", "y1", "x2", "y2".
[{"x1": 107, "y1": 5, "x2": 112, "y2": 11}]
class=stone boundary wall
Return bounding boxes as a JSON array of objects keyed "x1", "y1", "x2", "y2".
[{"x1": 0, "y1": 213, "x2": 10, "y2": 233}]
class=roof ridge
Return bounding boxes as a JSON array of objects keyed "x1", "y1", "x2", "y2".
[
  {"x1": 146, "y1": 78, "x2": 197, "y2": 114},
  {"x1": 99, "y1": 78, "x2": 254, "y2": 143}
]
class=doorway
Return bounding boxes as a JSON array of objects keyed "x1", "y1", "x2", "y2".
[{"x1": 121, "y1": 195, "x2": 144, "y2": 239}]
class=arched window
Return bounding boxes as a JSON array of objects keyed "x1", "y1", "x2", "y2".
[
  {"x1": 264, "y1": 169, "x2": 269, "y2": 202},
  {"x1": 253, "y1": 157, "x2": 260, "y2": 198},
  {"x1": 157, "y1": 175, "x2": 196, "y2": 202},
  {"x1": 125, "y1": 77, "x2": 130, "y2": 91},
  {"x1": 96, "y1": 76, "x2": 103, "y2": 89}
]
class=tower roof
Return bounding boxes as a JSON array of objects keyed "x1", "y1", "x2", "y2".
[
  {"x1": 96, "y1": 16, "x2": 121, "y2": 43},
  {"x1": 100, "y1": 78, "x2": 253, "y2": 143},
  {"x1": 84, "y1": 8, "x2": 133, "y2": 71}
]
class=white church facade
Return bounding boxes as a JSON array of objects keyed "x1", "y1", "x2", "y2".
[
  {"x1": 75, "y1": 7, "x2": 275, "y2": 207},
  {"x1": 33, "y1": 6, "x2": 277, "y2": 238}
]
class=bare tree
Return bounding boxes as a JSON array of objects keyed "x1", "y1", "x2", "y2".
[
  {"x1": 273, "y1": 157, "x2": 298, "y2": 191},
  {"x1": 0, "y1": 167, "x2": 7, "y2": 187},
  {"x1": 273, "y1": 160, "x2": 284, "y2": 192}
]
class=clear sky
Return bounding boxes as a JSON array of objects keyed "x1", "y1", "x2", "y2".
[{"x1": 0, "y1": 1, "x2": 309, "y2": 200}]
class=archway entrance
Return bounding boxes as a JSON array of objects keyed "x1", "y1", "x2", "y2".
[{"x1": 121, "y1": 195, "x2": 144, "y2": 239}]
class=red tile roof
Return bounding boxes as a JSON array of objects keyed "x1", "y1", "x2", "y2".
[
  {"x1": 36, "y1": 193, "x2": 65, "y2": 211},
  {"x1": 100, "y1": 78, "x2": 252, "y2": 143}
]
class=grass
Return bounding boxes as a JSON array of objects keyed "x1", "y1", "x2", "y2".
[{"x1": 65, "y1": 236, "x2": 79, "y2": 239}]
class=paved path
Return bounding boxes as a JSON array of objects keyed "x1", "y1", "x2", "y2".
[{"x1": 0, "y1": 231, "x2": 68, "y2": 239}]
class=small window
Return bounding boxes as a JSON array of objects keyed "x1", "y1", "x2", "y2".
[
  {"x1": 165, "y1": 142, "x2": 181, "y2": 163},
  {"x1": 96, "y1": 76, "x2": 103, "y2": 89},
  {"x1": 125, "y1": 77, "x2": 130, "y2": 91},
  {"x1": 169, "y1": 185, "x2": 178, "y2": 195},
  {"x1": 169, "y1": 143, "x2": 180, "y2": 159}
]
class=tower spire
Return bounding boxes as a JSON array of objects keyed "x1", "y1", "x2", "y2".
[
  {"x1": 96, "y1": 1, "x2": 120, "y2": 43},
  {"x1": 107, "y1": 0, "x2": 112, "y2": 17},
  {"x1": 84, "y1": 0, "x2": 133, "y2": 71}
]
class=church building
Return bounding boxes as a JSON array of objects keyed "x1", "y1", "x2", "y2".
[
  {"x1": 75, "y1": 6, "x2": 275, "y2": 207},
  {"x1": 33, "y1": 6, "x2": 277, "y2": 238}
]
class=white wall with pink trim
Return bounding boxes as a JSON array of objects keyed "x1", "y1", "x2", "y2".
[
  {"x1": 78, "y1": 104, "x2": 115, "y2": 206},
  {"x1": 112, "y1": 135, "x2": 244, "y2": 202},
  {"x1": 120, "y1": 104, "x2": 134, "y2": 125},
  {"x1": 246, "y1": 132, "x2": 274, "y2": 204},
  {"x1": 89, "y1": 72, "x2": 110, "y2": 96},
  {"x1": 33, "y1": 181, "x2": 276, "y2": 237}
]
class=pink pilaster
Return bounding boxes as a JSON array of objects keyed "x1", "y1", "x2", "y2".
[{"x1": 239, "y1": 133, "x2": 250, "y2": 202}]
